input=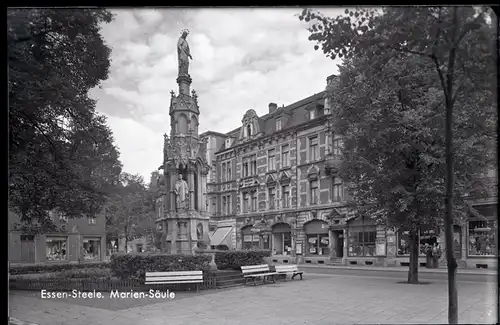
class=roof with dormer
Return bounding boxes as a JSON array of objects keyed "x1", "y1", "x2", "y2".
[{"x1": 213, "y1": 91, "x2": 326, "y2": 153}]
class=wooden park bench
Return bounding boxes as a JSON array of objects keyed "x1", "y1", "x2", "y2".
[
  {"x1": 274, "y1": 265, "x2": 304, "y2": 281},
  {"x1": 241, "y1": 264, "x2": 278, "y2": 286},
  {"x1": 145, "y1": 270, "x2": 204, "y2": 292}
]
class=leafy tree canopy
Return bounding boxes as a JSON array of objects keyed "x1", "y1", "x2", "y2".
[{"x1": 8, "y1": 8, "x2": 121, "y2": 228}]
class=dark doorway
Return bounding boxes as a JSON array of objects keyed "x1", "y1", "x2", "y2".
[
  {"x1": 453, "y1": 225, "x2": 462, "y2": 260},
  {"x1": 20, "y1": 235, "x2": 35, "y2": 262},
  {"x1": 336, "y1": 231, "x2": 344, "y2": 258}
]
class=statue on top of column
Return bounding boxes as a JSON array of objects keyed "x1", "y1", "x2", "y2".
[
  {"x1": 177, "y1": 29, "x2": 193, "y2": 77},
  {"x1": 174, "y1": 173, "x2": 189, "y2": 211}
]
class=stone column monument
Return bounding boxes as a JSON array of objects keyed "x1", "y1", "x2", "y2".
[{"x1": 156, "y1": 29, "x2": 211, "y2": 255}]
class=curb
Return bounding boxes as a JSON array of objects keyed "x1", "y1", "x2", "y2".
[
  {"x1": 297, "y1": 264, "x2": 497, "y2": 276},
  {"x1": 9, "y1": 318, "x2": 39, "y2": 325}
]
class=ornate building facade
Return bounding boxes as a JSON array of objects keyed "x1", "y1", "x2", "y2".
[{"x1": 203, "y1": 75, "x2": 498, "y2": 269}]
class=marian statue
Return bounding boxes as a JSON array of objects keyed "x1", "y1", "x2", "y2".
[
  {"x1": 177, "y1": 29, "x2": 193, "y2": 77},
  {"x1": 174, "y1": 173, "x2": 189, "y2": 210}
]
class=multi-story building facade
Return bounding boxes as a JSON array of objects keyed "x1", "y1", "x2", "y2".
[
  {"x1": 8, "y1": 210, "x2": 107, "y2": 264},
  {"x1": 205, "y1": 74, "x2": 498, "y2": 269}
]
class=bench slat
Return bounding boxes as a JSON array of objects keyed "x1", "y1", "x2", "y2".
[
  {"x1": 242, "y1": 268, "x2": 269, "y2": 273},
  {"x1": 243, "y1": 272, "x2": 277, "y2": 278},
  {"x1": 145, "y1": 280, "x2": 203, "y2": 284},
  {"x1": 241, "y1": 264, "x2": 268, "y2": 270},
  {"x1": 146, "y1": 276, "x2": 203, "y2": 282},
  {"x1": 146, "y1": 271, "x2": 202, "y2": 277}
]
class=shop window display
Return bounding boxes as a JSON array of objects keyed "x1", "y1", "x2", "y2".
[
  {"x1": 348, "y1": 230, "x2": 376, "y2": 257},
  {"x1": 468, "y1": 220, "x2": 497, "y2": 256},
  {"x1": 46, "y1": 237, "x2": 68, "y2": 261},
  {"x1": 306, "y1": 234, "x2": 330, "y2": 256},
  {"x1": 397, "y1": 228, "x2": 438, "y2": 256},
  {"x1": 83, "y1": 238, "x2": 101, "y2": 260}
]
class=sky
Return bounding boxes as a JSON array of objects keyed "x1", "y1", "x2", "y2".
[{"x1": 90, "y1": 7, "x2": 344, "y2": 182}]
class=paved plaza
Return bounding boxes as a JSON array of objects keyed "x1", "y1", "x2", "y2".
[{"x1": 9, "y1": 272, "x2": 497, "y2": 325}]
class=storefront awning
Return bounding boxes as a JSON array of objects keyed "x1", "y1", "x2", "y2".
[
  {"x1": 209, "y1": 226, "x2": 232, "y2": 246},
  {"x1": 468, "y1": 204, "x2": 489, "y2": 221}
]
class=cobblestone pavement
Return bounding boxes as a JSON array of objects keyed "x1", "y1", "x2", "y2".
[{"x1": 10, "y1": 273, "x2": 497, "y2": 325}]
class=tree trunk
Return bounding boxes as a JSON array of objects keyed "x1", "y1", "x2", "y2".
[
  {"x1": 444, "y1": 7, "x2": 459, "y2": 324},
  {"x1": 407, "y1": 228, "x2": 419, "y2": 284}
]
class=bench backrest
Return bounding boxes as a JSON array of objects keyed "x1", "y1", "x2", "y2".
[
  {"x1": 241, "y1": 264, "x2": 270, "y2": 275},
  {"x1": 145, "y1": 270, "x2": 203, "y2": 284},
  {"x1": 275, "y1": 265, "x2": 299, "y2": 273}
]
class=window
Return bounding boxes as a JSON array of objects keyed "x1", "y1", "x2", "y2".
[
  {"x1": 251, "y1": 193, "x2": 258, "y2": 212},
  {"x1": 276, "y1": 119, "x2": 282, "y2": 131},
  {"x1": 333, "y1": 138, "x2": 343, "y2": 155},
  {"x1": 310, "y1": 180, "x2": 318, "y2": 205},
  {"x1": 246, "y1": 124, "x2": 252, "y2": 137},
  {"x1": 225, "y1": 138, "x2": 231, "y2": 148},
  {"x1": 307, "y1": 234, "x2": 330, "y2": 256},
  {"x1": 88, "y1": 216, "x2": 97, "y2": 225},
  {"x1": 136, "y1": 243, "x2": 144, "y2": 253},
  {"x1": 305, "y1": 220, "x2": 329, "y2": 256},
  {"x1": 227, "y1": 162, "x2": 232, "y2": 181},
  {"x1": 281, "y1": 145, "x2": 289, "y2": 168},
  {"x1": 46, "y1": 237, "x2": 68, "y2": 261},
  {"x1": 309, "y1": 137, "x2": 319, "y2": 161},
  {"x1": 282, "y1": 185, "x2": 290, "y2": 208},
  {"x1": 309, "y1": 110, "x2": 316, "y2": 120},
  {"x1": 243, "y1": 193, "x2": 249, "y2": 213},
  {"x1": 227, "y1": 196, "x2": 232, "y2": 215},
  {"x1": 222, "y1": 196, "x2": 227, "y2": 216},
  {"x1": 250, "y1": 155, "x2": 257, "y2": 175},
  {"x1": 269, "y1": 187, "x2": 276, "y2": 209},
  {"x1": 243, "y1": 159, "x2": 249, "y2": 178},
  {"x1": 468, "y1": 220, "x2": 497, "y2": 256},
  {"x1": 222, "y1": 163, "x2": 226, "y2": 182},
  {"x1": 348, "y1": 230, "x2": 376, "y2": 257},
  {"x1": 83, "y1": 238, "x2": 101, "y2": 260},
  {"x1": 396, "y1": 228, "x2": 439, "y2": 256},
  {"x1": 332, "y1": 177, "x2": 343, "y2": 202},
  {"x1": 242, "y1": 234, "x2": 259, "y2": 249},
  {"x1": 268, "y1": 149, "x2": 275, "y2": 171}
]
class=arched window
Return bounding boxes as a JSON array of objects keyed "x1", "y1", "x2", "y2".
[
  {"x1": 246, "y1": 124, "x2": 252, "y2": 137},
  {"x1": 305, "y1": 220, "x2": 329, "y2": 256},
  {"x1": 241, "y1": 225, "x2": 259, "y2": 249},
  {"x1": 178, "y1": 114, "x2": 188, "y2": 134}
]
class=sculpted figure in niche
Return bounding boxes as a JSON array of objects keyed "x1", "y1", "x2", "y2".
[{"x1": 174, "y1": 174, "x2": 189, "y2": 211}]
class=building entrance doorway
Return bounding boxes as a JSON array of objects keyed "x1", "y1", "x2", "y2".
[{"x1": 334, "y1": 230, "x2": 344, "y2": 258}]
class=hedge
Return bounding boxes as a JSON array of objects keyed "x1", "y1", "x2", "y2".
[
  {"x1": 110, "y1": 253, "x2": 212, "y2": 280},
  {"x1": 215, "y1": 250, "x2": 272, "y2": 270},
  {"x1": 9, "y1": 262, "x2": 110, "y2": 275}
]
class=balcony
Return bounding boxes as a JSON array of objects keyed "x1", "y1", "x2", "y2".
[{"x1": 324, "y1": 152, "x2": 343, "y2": 176}]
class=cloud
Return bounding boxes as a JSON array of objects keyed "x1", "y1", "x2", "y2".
[{"x1": 92, "y1": 8, "x2": 342, "y2": 180}]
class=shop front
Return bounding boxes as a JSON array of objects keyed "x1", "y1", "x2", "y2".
[
  {"x1": 303, "y1": 219, "x2": 330, "y2": 264},
  {"x1": 465, "y1": 203, "x2": 497, "y2": 269}
]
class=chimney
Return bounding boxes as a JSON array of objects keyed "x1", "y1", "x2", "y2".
[{"x1": 268, "y1": 102, "x2": 278, "y2": 114}]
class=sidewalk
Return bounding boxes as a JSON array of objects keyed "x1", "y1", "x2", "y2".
[
  {"x1": 9, "y1": 272, "x2": 497, "y2": 325},
  {"x1": 298, "y1": 264, "x2": 497, "y2": 275}
]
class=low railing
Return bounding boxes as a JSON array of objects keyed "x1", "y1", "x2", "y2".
[{"x1": 9, "y1": 272, "x2": 217, "y2": 292}]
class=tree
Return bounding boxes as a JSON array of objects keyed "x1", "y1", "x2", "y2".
[
  {"x1": 105, "y1": 173, "x2": 157, "y2": 252},
  {"x1": 8, "y1": 8, "x2": 121, "y2": 228},
  {"x1": 299, "y1": 6, "x2": 496, "y2": 323}
]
